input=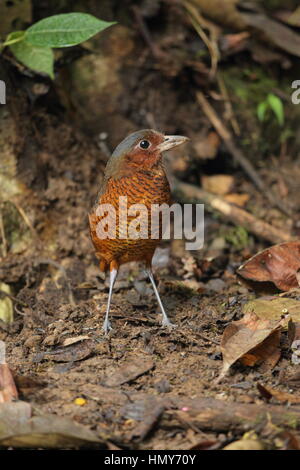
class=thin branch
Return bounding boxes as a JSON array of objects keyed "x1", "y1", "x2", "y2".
[
  {"x1": 0, "y1": 289, "x2": 28, "y2": 308},
  {"x1": 196, "y1": 91, "x2": 292, "y2": 217},
  {"x1": 184, "y1": 0, "x2": 220, "y2": 77},
  {"x1": 175, "y1": 180, "x2": 292, "y2": 244},
  {"x1": 0, "y1": 207, "x2": 7, "y2": 258}
]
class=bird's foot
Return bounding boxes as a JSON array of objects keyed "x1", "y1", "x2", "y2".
[
  {"x1": 102, "y1": 320, "x2": 112, "y2": 335},
  {"x1": 161, "y1": 318, "x2": 177, "y2": 329}
]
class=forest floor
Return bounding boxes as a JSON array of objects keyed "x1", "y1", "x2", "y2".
[
  {"x1": 1, "y1": 0, "x2": 300, "y2": 450},
  {"x1": 1, "y1": 111, "x2": 299, "y2": 449}
]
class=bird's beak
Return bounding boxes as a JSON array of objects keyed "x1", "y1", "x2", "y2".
[{"x1": 157, "y1": 135, "x2": 189, "y2": 152}]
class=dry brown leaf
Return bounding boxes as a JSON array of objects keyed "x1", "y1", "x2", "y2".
[
  {"x1": 221, "y1": 32, "x2": 250, "y2": 52},
  {"x1": 217, "y1": 311, "x2": 286, "y2": 382},
  {"x1": 62, "y1": 335, "x2": 90, "y2": 347},
  {"x1": 257, "y1": 383, "x2": 300, "y2": 404},
  {"x1": 223, "y1": 439, "x2": 264, "y2": 450},
  {"x1": 287, "y1": 7, "x2": 300, "y2": 27},
  {"x1": 237, "y1": 241, "x2": 300, "y2": 291},
  {"x1": 0, "y1": 363, "x2": 18, "y2": 403},
  {"x1": 224, "y1": 193, "x2": 250, "y2": 207},
  {"x1": 44, "y1": 339, "x2": 94, "y2": 363},
  {"x1": 276, "y1": 431, "x2": 300, "y2": 450},
  {"x1": 193, "y1": 131, "x2": 220, "y2": 160},
  {"x1": 0, "y1": 401, "x2": 102, "y2": 448},
  {"x1": 201, "y1": 174, "x2": 234, "y2": 195},
  {"x1": 243, "y1": 297, "x2": 300, "y2": 322},
  {"x1": 240, "y1": 329, "x2": 281, "y2": 373}
]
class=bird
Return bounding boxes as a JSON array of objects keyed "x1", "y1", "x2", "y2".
[{"x1": 89, "y1": 129, "x2": 188, "y2": 334}]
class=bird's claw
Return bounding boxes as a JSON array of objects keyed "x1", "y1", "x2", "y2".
[
  {"x1": 102, "y1": 320, "x2": 112, "y2": 335},
  {"x1": 161, "y1": 318, "x2": 177, "y2": 329}
]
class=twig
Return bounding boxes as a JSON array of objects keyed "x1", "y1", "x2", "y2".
[
  {"x1": 175, "y1": 180, "x2": 292, "y2": 244},
  {"x1": 131, "y1": 6, "x2": 166, "y2": 60},
  {"x1": 196, "y1": 91, "x2": 292, "y2": 217},
  {"x1": 0, "y1": 207, "x2": 7, "y2": 258},
  {"x1": 217, "y1": 73, "x2": 240, "y2": 136},
  {"x1": 0, "y1": 289, "x2": 28, "y2": 308},
  {"x1": 163, "y1": 397, "x2": 300, "y2": 433},
  {"x1": 12, "y1": 201, "x2": 39, "y2": 241},
  {"x1": 184, "y1": 0, "x2": 220, "y2": 77}
]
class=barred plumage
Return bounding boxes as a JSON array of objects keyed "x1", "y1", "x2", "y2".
[{"x1": 89, "y1": 129, "x2": 188, "y2": 333}]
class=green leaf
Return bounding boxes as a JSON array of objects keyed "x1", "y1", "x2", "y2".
[
  {"x1": 267, "y1": 93, "x2": 284, "y2": 126},
  {"x1": 3, "y1": 31, "x2": 26, "y2": 46},
  {"x1": 257, "y1": 101, "x2": 268, "y2": 122},
  {"x1": 10, "y1": 40, "x2": 54, "y2": 79},
  {"x1": 25, "y1": 13, "x2": 115, "y2": 48}
]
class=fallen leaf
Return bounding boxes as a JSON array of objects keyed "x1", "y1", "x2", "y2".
[
  {"x1": 193, "y1": 131, "x2": 220, "y2": 160},
  {"x1": 276, "y1": 431, "x2": 300, "y2": 450},
  {"x1": 201, "y1": 174, "x2": 234, "y2": 195},
  {"x1": 237, "y1": 241, "x2": 300, "y2": 291},
  {"x1": 61, "y1": 335, "x2": 90, "y2": 347},
  {"x1": 224, "y1": 193, "x2": 250, "y2": 207},
  {"x1": 257, "y1": 383, "x2": 300, "y2": 404},
  {"x1": 0, "y1": 364, "x2": 18, "y2": 403},
  {"x1": 103, "y1": 358, "x2": 154, "y2": 387},
  {"x1": 240, "y1": 329, "x2": 281, "y2": 373},
  {"x1": 0, "y1": 282, "x2": 13, "y2": 324},
  {"x1": 0, "y1": 401, "x2": 102, "y2": 448},
  {"x1": 223, "y1": 439, "x2": 264, "y2": 450},
  {"x1": 221, "y1": 31, "x2": 250, "y2": 52},
  {"x1": 217, "y1": 311, "x2": 286, "y2": 382},
  {"x1": 44, "y1": 339, "x2": 94, "y2": 362},
  {"x1": 243, "y1": 297, "x2": 300, "y2": 322},
  {"x1": 287, "y1": 6, "x2": 300, "y2": 27}
]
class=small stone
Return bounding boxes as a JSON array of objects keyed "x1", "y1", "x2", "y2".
[
  {"x1": 154, "y1": 379, "x2": 171, "y2": 393},
  {"x1": 206, "y1": 278, "x2": 226, "y2": 292}
]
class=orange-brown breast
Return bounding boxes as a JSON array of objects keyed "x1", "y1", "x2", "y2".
[{"x1": 89, "y1": 162, "x2": 171, "y2": 271}]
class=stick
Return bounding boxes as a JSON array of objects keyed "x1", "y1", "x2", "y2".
[
  {"x1": 164, "y1": 397, "x2": 300, "y2": 433},
  {"x1": 196, "y1": 91, "x2": 291, "y2": 217},
  {"x1": 175, "y1": 180, "x2": 291, "y2": 244},
  {"x1": 184, "y1": 0, "x2": 220, "y2": 77},
  {"x1": 131, "y1": 6, "x2": 166, "y2": 60},
  {"x1": 0, "y1": 207, "x2": 7, "y2": 258},
  {"x1": 0, "y1": 289, "x2": 28, "y2": 308}
]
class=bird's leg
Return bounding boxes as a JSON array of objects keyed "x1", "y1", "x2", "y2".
[
  {"x1": 103, "y1": 265, "x2": 118, "y2": 334},
  {"x1": 145, "y1": 267, "x2": 176, "y2": 328}
]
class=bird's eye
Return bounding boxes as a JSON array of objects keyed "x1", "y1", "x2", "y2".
[{"x1": 139, "y1": 140, "x2": 150, "y2": 150}]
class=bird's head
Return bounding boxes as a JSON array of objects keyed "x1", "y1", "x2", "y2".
[{"x1": 106, "y1": 129, "x2": 188, "y2": 178}]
